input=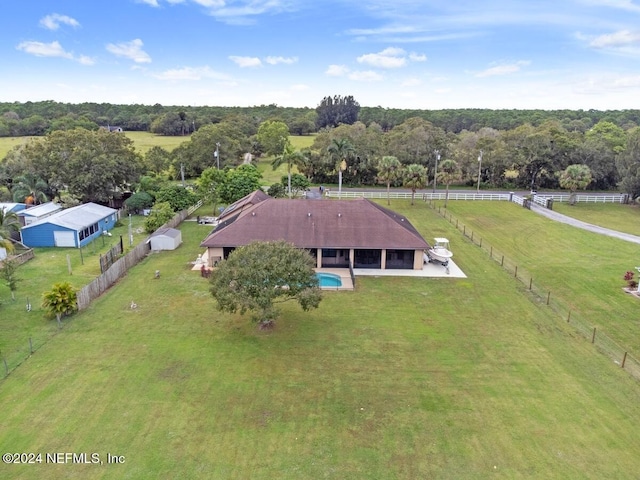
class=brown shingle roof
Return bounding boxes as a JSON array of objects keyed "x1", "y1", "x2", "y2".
[{"x1": 201, "y1": 196, "x2": 429, "y2": 250}]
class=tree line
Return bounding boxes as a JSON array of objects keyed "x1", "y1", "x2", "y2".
[{"x1": 3, "y1": 100, "x2": 640, "y2": 137}]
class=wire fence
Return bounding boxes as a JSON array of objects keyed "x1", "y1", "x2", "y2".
[
  {"x1": 427, "y1": 200, "x2": 640, "y2": 382},
  {"x1": 2, "y1": 207, "x2": 196, "y2": 380}
]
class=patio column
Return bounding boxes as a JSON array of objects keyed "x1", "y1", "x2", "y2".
[
  {"x1": 349, "y1": 249, "x2": 354, "y2": 267},
  {"x1": 317, "y1": 248, "x2": 322, "y2": 268},
  {"x1": 381, "y1": 249, "x2": 387, "y2": 270}
]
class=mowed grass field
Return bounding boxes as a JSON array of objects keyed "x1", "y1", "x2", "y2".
[
  {"x1": 553, "y1": 201, "x2": 640, "y2": 236},
  {"x1": 439, "y1": 200, "x2": 640, "y2": 357},
  {"x1": 1, "y1": 201, "x2": 640, "y2": 479}
]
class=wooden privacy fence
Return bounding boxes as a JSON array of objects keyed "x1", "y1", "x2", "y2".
[
  {"x1": 77, "y1": 240, "x2": 150, "y2": 310},
  {"x1": 76, "y1": 206, "x2": 196, "y2": 311}
]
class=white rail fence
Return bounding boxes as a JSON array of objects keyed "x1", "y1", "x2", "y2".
[{"x1": 326, "y1": 190, "x2": 628, "y2": 205}]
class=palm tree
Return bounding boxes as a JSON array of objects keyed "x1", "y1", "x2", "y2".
[
  {"x1": 438, "y1": 159, "x2": 460, "y2": 208},
  {"x1": 0, "y1": 208, "x2": 20, "y2": 254},
  {"x1": 402, "y1": 164, "x2": 427, "y2": 205},
  {"x1": 559, "y1": 164, "x2": 592, "y2": 205},
  {"x1": 271, "y1": 141, "x2": 309, "y2": 199},
  {"x1": 377, "y1": 156, "x2": 403, "y2": 205},
  {"x1": 327, "y1": 138, "x2": 355, "y2": 198},
  {"x1": 42, "y1": 282, "x2": 78, "y2": 328},
  {"x1": 11, "y1": 173, "x2": 48, "y2": 205}
]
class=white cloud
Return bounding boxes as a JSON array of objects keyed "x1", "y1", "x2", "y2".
[
  {"x1": 229, "y1": 56, "x2": 262, "y2": 67},
  {"x1": 39, "y1": 13, "x2": 80, "y2": 30},
  {"x1": 16, "y1": 40, "x2": 94, "y2": 65},
  {"x1": 357, "y1": 47, "x2": 407, "y2": 68},
  {"x1": 475, "y1": 61, "x2": 531, "y2": 77},
  {"x1": 348, "y1": 70, "x2": 383, "y2": 81},
  {"x1": 409, "y1": 52, "x2": 427, "y2": 62},
  {"x1": 17, "y1": 41, "x2": 72, "y2": 59},
  {"x1": 587, "y1": 29, "x2": 640, "y2": 55},
  {"x1": 153, "y1": 66, "x2": 230, "y2": 80},
  {"x1": 578, "y1": 0, "x2": 640, "y2": 13},
  {"x1": 106, "y1": 39, "x2": 152, "y2": 63},
  {"x1": 137, "y1": 0, "x2": 160, "y2": 6},
  {"x1": 325, "y1": 64, "x2": 349, "y2": 76},
  {"x1": 265, "y1": 56, "x2": 298, "y2": 65},
  {"x1": 590, "y1": 29, "x2": 640, "y2": 47}
]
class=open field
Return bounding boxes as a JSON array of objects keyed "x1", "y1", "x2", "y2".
[
  {"x1": 123, "y1": 131, "x2": 190, "y2": 155},
  {"x1": 553, "y1": 201, "x2": 640, "y2": 236},
  {"x1": 0, "y1": 136, "x2": 37, "y2": 160},
  {"x1": 1, "y1": 201, "x2": 640, "y2": 478},
  {"x1": 289, "y1": 134, "x2": 316, "y2": 150},
  {"x1": 435, "y1": 200, "x2": 640, "y2": 357}
]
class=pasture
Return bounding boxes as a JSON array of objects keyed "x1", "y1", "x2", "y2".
[{"x1": 1, "y1": 200, "x2": 640, "y2": 479}]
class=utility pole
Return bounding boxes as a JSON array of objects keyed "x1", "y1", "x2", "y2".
[
  {"x1": 433, "y1": 150, "x2": 440, "y2": 193},
  {"x1": 477, "y1": 150, "x2": 483, "y2": 193},
  {"x1": 180, "y1": 163, "x2": 185, "y2": 187},
  {"x1": 215, "y1": 142, "x2": 220, "y2": 169}
]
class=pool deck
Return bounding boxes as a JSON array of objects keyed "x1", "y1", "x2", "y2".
[{"x1": 194, "y1": 250, "x2": 465, "y2": 290}]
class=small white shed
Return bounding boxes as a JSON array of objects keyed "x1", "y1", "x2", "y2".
[{"x1": 148, "y1": 227, "x2": 182, "y2": 251}]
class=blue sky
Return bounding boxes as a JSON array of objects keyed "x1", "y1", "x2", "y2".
[{"x1": 2, "y1": 0, "x2": 640, "y2": 109}]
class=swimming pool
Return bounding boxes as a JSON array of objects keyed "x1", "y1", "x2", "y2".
[{"x1": 316, "y1": 272, "x2": 343, "y2": 288}]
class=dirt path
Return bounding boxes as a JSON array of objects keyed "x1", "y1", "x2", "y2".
[{"x1": 530, "y1": 203, "x2": 640, "y2": 245}]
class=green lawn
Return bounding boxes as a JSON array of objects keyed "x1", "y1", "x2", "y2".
[
  {"x1": 123, "y1": 131, "x2": 190, "y2": 155},
  {"x1": 1, "y1": 201, "x2": 640, "y2": 478},
  {"x1": 0, "y1": 215, "x2": 149, "y2": 373},
  {"x1": 432, "y1": 200, "x2": 640, "y2": 357},
  {"x1": 553, "y1": 201, "x2": 640, "y2": 236},
  {"x1": 0, "y1": 136, "x2": 37, "y2": 160}
]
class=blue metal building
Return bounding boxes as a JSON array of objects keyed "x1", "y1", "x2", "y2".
[{"x1": 21, "y1": 203, "x2": 119, "y2": 248}]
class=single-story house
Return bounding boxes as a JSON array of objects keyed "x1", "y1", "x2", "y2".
[
  {"x1": 0, "y1": 203, "x2": 27, "y2": 214},
  {"x1": 148, "y1": 227, "x2": 182, "y2": 251},
  {"x1": 17, "y1": 202, "x2": 62, "y2": 226},
  {"x1": 200, "y1": 191, "x2": 430, "y2": 271},
  {"x1": 20, "y1": 203, "x2": 118, "y2": 248}
]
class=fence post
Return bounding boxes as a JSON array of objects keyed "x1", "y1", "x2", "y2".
[
  {"x1": 501, "y1": 255, "x2": 504, "y2": 266},
  {"x1": 591, "y1": 327, "x2": 596, "y2": 344},
  {"x1": 621, "y1": 352, "x2": 627, "y2": 368},
  {"x1": 479, "y1": 238, "x2": 482, "y2": 248},
  {"x1": 529, "y1": 278, "x2": 532, "y2": 290},
  {"x1": 490, "y1": 246, "x2": 493, "y2": 258},
  {"x1": 567, "y1": 310, "x2": 571, "y2": 323},
  {"x1": 463, "y1": 226, "x2": 466, "y2": 236},
  {"x1": 471, "y1": 231, "x2": 474, "y2": 242},
  {"x1": 29, "y1": 337, "x2": 33, "y2": 354},
  {"x1": 514, "y1": 266, "x2": 518, "y2": 278},
  {"x1": 546, "y1": 291, "x2": 551, "y2": 305}
]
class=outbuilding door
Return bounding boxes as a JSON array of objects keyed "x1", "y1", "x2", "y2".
[{"x1": 54, "y1": 231, "x2": 76, "y2": 247}]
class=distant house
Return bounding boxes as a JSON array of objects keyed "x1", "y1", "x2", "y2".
[
  {"x1": 200, "y1": 191, "x2": 430, "y2": 271},
  {"x1": 20, "y1": 203, "x2": 118, "y2": 248},
  {"x1": 101, "y1": 125, "x2": 124, "y2": 133},
  {"x1": 0, "y1": 203, "x2": 27, "y2": 215},
  {"x1": 17, "y1": 202, "x2": 62, "y2": 227},
  {"x1": 148, "y1": 227, "x2": 182, "y2": 251}
]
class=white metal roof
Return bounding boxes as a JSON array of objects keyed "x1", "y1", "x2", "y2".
[
  {"x1": 18, "y1": 202, "x2": 62, "y2": 217},
  {"x1": 22, "y1": 203, "x2": 117, "y2": 231}
]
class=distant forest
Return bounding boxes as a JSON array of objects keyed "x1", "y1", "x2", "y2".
[{"x1": 1, "y1": 100, "x2": 640, "y2": 137}]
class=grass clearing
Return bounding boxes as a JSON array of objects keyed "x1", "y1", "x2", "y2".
[
  {"x1": 0, "y1": 136, "x2": 37, "y2": 160},
  {"x1": 1, "y1": 201, "x2": 640, "y2": 478},
  {"x1": 0, "y1": 215, "x2": 149, "y2": 373},
  {"x1": 123, "y1": 131, "x2": 190, "y2": 155},
  {"x1": 553, "y1": 201, "x2": 640, "y2": 236},
  {"x1": 433, "y1": 200, "x2": 640, "y2": 356}
]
